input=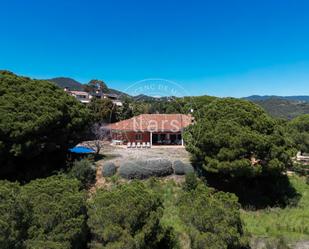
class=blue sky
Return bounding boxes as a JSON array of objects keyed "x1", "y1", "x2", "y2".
[{"x1": 1, "y1": 0, "x2": 309, "y2": 97}]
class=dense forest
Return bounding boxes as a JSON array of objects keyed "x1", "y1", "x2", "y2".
[{"x1": 1, "y1": 71, "x2": 309, "y2": 248}]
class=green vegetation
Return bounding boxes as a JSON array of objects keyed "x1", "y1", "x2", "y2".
[
  {"x1": 0, "y1": 175, "x2": 88, "y2": 249},
  {"x1": 178, "y1": 185, "x2": 246, "y2": 249},
  {"x1": 183, "y1": 172, "x2": 198, "y2": 192},
  {"x1": 119, "y1": 159, "x2": 174, "y2": 179},
  {"x1": 112, "y1": 95, "x2": 217, "y2": 121},
  {"x1": 184, "y1": 98, "x2": 297, "y2": 207},
  {"x1": 102, "y1": 161, "x2": 117, "y2": 177},
  {"x1": 0, "y1": 70, "x2": 91, "y2": 180},
  {"x1": 68, "y1": 158, "x2": 96, "y2": 188},
  {"x1": 87, "y1": 181, "x2": 176, "y2": 249},
  {"x1": 173, "y1": 160, "x2": 194, "y2": 175},
  {"x1": 288, "y1": 114, "x2": 309, "y2": 153},
  {"x1": 242, "y1": 175, "x2": 309, "y2": 241},
  {"x1": 185, "y1": 98, "x2": 291, "y2": 177},
  {"x1": 88, "y1": 98, "x2": 116, "y2": 123},
  {"x1": 143, "y1": 177, "x2": 248, "y2": 249},
  {"x1": 252, "y1": 98, "x2": 309, "y2": 120},
  {"x1": 1, "y1": 71, "x2": 309, "y2": 248}
]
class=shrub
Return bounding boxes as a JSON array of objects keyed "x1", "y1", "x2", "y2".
[
  {"x1": 119, "y1": 159, "x2": 173, "y2": 179},
  {"x1": 263, "y1": 237, "x2": 291, "y2": 249},
  {"x1": 173, "y1": 160, "x2": 194, "y2": 175},
  {"x1": 68, "y1": 159, "x2": 96, "y2": 188},
  {"x1": 291, "y1": 163, "x2": 309, "y2": 176},
  {"x1": 178, "y1": 184, "x2": 247, "y2": 249},
  {"x1": 87, "y1": 181, "x2": 177, "y2": 248},
  {"x1": 0, "y1": 175, "x2": 88, "y2": 249},
  {"x1": 102, "y1": 162, "x2": 117, "y2": 177},
  {"x1": 183, "y1": 172, "x2": 198, "y2": 191},
  {"x1": 0, "y1": 181, "x2": 24, "y2": 249}
]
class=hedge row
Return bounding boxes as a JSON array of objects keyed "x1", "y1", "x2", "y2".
[
  {"x1": 119, "y1": 159, "x2": 173, "y2": 179},
  {"x1": 116, "y1": 159, "x2": 194, "y2": 179},
  {"x1": 102, "y1": 162, "x2": 117, "y2": 177},
  {"x1": 173, "y1": 160, "x2": 194, "y2": 175}
]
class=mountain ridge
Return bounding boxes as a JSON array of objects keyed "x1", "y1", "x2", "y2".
[
  {"x1": 47, "y1": 77, "x2": 129, "y2": 97},
  {"x1": 47, "y1": 76, "x2": 309, "y2": 101},
  {"x1": 244, "y1": 95, "x2": 309, "y2": 102}
]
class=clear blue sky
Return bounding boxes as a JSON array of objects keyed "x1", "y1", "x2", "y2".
[{"x1": 1, "y1": 0, "x2": 309, "y2": 97}]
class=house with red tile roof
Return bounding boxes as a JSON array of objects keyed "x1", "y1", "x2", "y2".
[{"x1": 108, "y1": 114, "x2": 194, "y2": 146}]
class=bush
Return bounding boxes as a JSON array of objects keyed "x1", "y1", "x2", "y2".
[
  {"x1": 291, "y1": 163, "x2": 309, "y2": 176},
  {"x1": 119, "y1": 159, "x2": 173, "y2": 179},
  {"x1": 173, "y1": 160, "x2": 194, "y2": 175},
  {"x1": 0, "y1": 175, "x2": 88, "y2": 249},
  {"x1": 68, "y1": 159, "x2": 96, "y2": 188},
  {"x1": 102, "y1": 162, "x2": 117, "y2": 177},
  {"x1": 178, "y1": 184, "x2": 247, "y2": 249},
  {"x1": 87, "y1": 181, "x2": 177, "y2": 248},
  {"x1": 0, "y1": 181, "x2": 24, "y2": 249},
  {"x1": 183, "y1": 172, "x2": 198, "y2": 191}
]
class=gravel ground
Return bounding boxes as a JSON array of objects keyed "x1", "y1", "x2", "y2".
[
  {"x1": 90, "y1": 144, "x2": 190, "y2": 191},
  {"x1": 100, "y1": 144, "x2": 191, "y2": 166}
]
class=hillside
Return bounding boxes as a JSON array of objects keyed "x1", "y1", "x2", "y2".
[
  {"x1": 48, "y1": 77, "x2": 84, "y2": 90},
  {"x1": 245, "y1": 95, "x2": 309, "y2": 102},
  {"x1": 133, "y1": 94, "x2": 175, "y2": 102},
  {"x1": 48, "y1": 77, "x2": 129, "y2": 97},
  {"x1": 251, "y1": 98, "x2": 309, "y2": 119}
]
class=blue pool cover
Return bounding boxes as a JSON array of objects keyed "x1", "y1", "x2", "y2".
[{"x1": 69, "y1": 146, "x2": 95, "y2": 154}]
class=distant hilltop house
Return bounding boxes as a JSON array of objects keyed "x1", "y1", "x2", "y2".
[
  {"x1": 66, "y1": 90, "x2": 92, "y2": 104},
  {"x1": 108, "y1": 114, "x2": 194, "y2": 146},
  {"x1": 102, "y1": 93, "x2": 123, "y2": 106},
  {"x1": 64, "y1": 87, "x2": 123, "y2": 106}
]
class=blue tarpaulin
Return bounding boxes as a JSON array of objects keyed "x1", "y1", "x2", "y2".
[{"x1": 69, "y1": 146, "x2": 95, "y2": 154}]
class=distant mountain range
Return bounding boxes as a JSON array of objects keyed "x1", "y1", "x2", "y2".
[{"x1": 244, "y1": 95, "x2": 309, "y2": 102}]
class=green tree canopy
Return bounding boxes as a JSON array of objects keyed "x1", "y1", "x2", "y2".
[
  {"x1": 0, "y1": 71, "x2": 91, "y2": 179},
  {"x1": 178, "y1": 184, "x2": 246, "y2": 249},
  {"x1": 185, "y1": 98, "x2": 291, "y2": 178},
  {"x1": 87, "y1": 181, "x2": 176, "y2": 249},
  {"x1": 88, "y1": 98, "x2": 115, "y2": 123},
  {"x1": 0, "y1": 175, "x2": 88, "y2": 249},
  {"x1": 288, "y1": 114, "x2": 309, "y2": 153}
]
